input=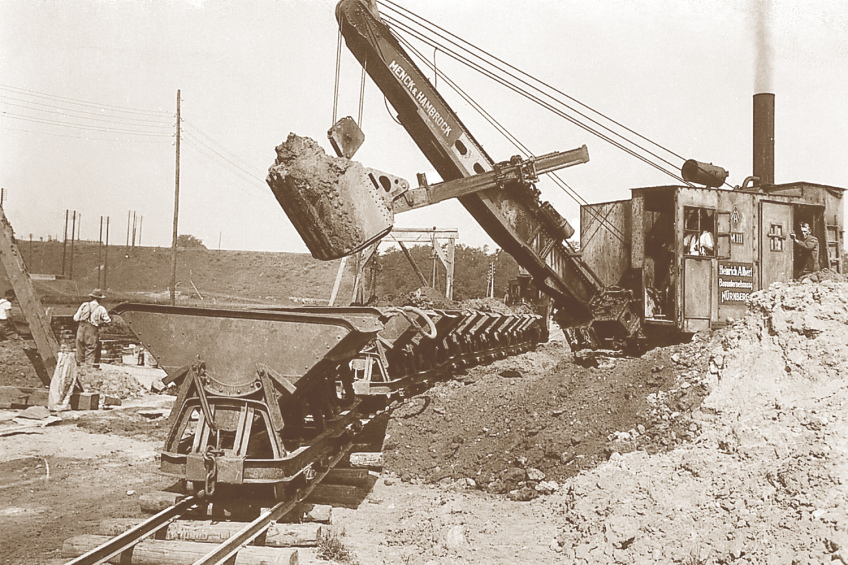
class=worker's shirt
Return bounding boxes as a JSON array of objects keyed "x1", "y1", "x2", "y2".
[
  {"x1": 685, "y1": 231, "x2": 715, "y2": 256},
  {"x1": 795, "y1": 234, "x2": 820, "y2": 273},
  {"x1": 0, "y1": 299, "x2": 10, "y2": 321},
  {"x1": 73, "y1": 300, "x2": 111, "y2": 327}
]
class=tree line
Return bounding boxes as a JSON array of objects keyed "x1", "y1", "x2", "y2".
[{"x1": 372, "y1": 244, "x2": 519, "y2": 301}]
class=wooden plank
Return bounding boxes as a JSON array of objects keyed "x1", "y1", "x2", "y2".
[
  {"x1": 348, "y1": 451, "x2": 383, "y2": 470},
  {"x1": 304, "y1": 483, "x2": 366, "y2": 506},
  {"x1": 0, "y1": 385, "x2": 49, "y2": 409},
  {"x1": 323, "y1": 468, "x2": 370, "y2": 486},
  {"x1": 100, "y1": 519, "x2": 323, "y2": 547},
  {"x1": 0, "y1": 206, "x2": 59, "y2": 384},
  {"x1": 62, "y1": 535, "x2": 297, "y2": 564}
]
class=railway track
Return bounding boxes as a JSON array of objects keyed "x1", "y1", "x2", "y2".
[{"x1": 59, "y1": 303, "x2": 544, "y2": 564}]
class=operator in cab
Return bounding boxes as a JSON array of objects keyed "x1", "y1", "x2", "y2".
[
  {"x1": 73, "y1": 288, "x2": 111, "y2": 367},
  {"x1": 791, "y1": 222, "x2": 820, "y2": 278}
]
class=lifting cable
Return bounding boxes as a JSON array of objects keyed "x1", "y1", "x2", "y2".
[
  {"x1": 383, "y1": 14, "x2": 690, "y2": 186},
  {"x1": 396, "y1": 33, "x2": 628, "y2": 246},
  {"x1": 358, "y1": 59, "x2": 367, "y2": 127},
  {"x1": 379, "y1": 1, "x2": 693, "y2": 186},
  {"x1": 333, "y1": 27, "x2": 343, "y2": 125}
]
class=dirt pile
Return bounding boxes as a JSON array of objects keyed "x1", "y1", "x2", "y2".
[
  {"x1": 0, "y1": 339, "x2": 41, "y2": 387},
  {"x1": 381, "y1": 279, "x2": 848, "y2": 563},
  {"x1": 548, "y1": 279, "x2": 848, "y2": 564},
  {"x1": 384, "y1": 335, "x2": 711, "y2": 490},
  {"x1": 77, "y1": 365, "x2": 147, "y2": 400},
  {"x1": 399, "y1": 286, "x2": 456, "y2": 310},
  {"x1": 458, "y1": 297, "x2": 516, "y2": 315}
]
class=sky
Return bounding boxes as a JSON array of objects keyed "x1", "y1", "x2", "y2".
[{"x1": 1, "y1": 0, "x2": 846, "y2": 253}]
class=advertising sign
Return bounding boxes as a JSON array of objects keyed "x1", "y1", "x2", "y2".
[{"x1": 718, "y1": 262, "x2": 754, "y2": 304}]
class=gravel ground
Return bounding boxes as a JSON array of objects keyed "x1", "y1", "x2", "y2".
[{"x1": 1, "y1": 278, "x2": 846, "y2": 564}]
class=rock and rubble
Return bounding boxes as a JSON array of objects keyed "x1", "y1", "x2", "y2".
[
  {"x1": 380, "y1": 278, "x2": 848, "y2": 564},
  {"x1": 548, "y1": 279, "x2": 848, "y2": 564}
]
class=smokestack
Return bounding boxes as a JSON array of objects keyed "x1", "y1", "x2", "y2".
[{"x1": 753, "y1": 92, "x2": 774, "y2": 186}]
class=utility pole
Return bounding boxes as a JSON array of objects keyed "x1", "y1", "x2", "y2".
[
  {"x1": 138, "y1": 215, "x2": 143, "y2": 246},
  {"x1": 131, "y1": 211, "x2": 137, "y2": 248},
  {"x1": 69, "y1": 211, "x2": 76, "y2": 280},
  {"x1": 98, "y1": 216, "x2": 104, "y2": 287},
  {"x1": 126, "y1": 210, "x2": 131, "y2": 249},
  {"x1": 62, "y1": 210, "x2": 69, "y2": 277},
  {"x1": 0, "y1": 187, "x2": 5, "y2": 207},
  {"x1": 104, "y1": 217, "x2": 110, "y2": 290},
  {"x1": 170, "y1": 89, "x2": 181, "y2": 306}
]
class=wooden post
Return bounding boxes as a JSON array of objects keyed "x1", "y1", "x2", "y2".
[
  {"x1": 446, "y1": 236, "x2": 455, "y2": 301},
  {"x1": 328, "y1": 256, "x2": 348, "y2": 306},
  {"x1": 97, "y1": 216, "x2": 103, "y2": 287},
  {"x1": 396, "y1": 241, "x2": 429, "y2": 287},
  {"x1": 69, "y1": 211, "x2": 76, "y2": 280},
  {"x1": 62, "y1": 210, "x2": 69, "y2": 277},
  {"x1": 104, "y1": 217, "x2": 109, "y2": 290},
  {"x1": 0, "y1": 207, "x2": 59, "y2": 384},
  {"x1": 170, "y1": 90, "x2": 181, "y2": 306}
]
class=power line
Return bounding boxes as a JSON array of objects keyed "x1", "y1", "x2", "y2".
[
  {"x1": 181, "y1": 138, "x2": 270, "y2": 202},
  {"x1": 0, "y1": 110, "x2": 172, "y2": 137},
  {"x1": 0, "y1": 99, "x2": 173, "y2": 130},
  {"x1": 182, "y1": 129, "x2": 266, "y2": 185},
  {"x1": 182, "y1": 121, "x2": 260, "y2": 173},
  {"x1": 0, "y1": 84, "x2": 172, "y2": 117},
  {"x1": 0, "y1": 123, "x2": 167, "y2": 143},
  {"x1": 0, "y1": 94, "x2": 173, "y2": 126}
]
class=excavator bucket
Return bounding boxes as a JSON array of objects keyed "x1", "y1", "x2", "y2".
[{"x1": 267, "y1": 134, "x2": 407, "y2": 260}]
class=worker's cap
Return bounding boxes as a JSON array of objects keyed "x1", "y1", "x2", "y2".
[{"x1": 89, "y1": 288, "x2": 106, "y2": 300}]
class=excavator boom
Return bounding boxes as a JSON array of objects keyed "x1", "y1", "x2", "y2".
[{"x1": 333, "y1": 0, "x2": 641, "y2": 348}]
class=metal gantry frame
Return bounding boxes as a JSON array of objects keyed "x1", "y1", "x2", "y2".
[{"x1": 329, "y1": 227, "x2": 458, "y2": 305}]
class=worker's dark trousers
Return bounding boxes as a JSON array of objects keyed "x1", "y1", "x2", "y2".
[
  {"x1": 76, "y1": 321, "x2": 100, "y2": 366},
  {"x1": 0, "y1": 319, "x2": 18, "y2": 341}
]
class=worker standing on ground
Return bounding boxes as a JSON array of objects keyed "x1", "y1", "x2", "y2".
[
  {"x1": 791, "y1": 222, "x2": 820, "y2": 277},
  {"x1": 73, "y1": 288, "x2": 111, "y2": 367},
  {"x1": 0, "y1": 290, "x2": 19, "y2": 341}
]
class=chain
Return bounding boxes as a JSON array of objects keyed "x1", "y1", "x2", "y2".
[{"x1": 203, "y1": 444, "x2": 223, "y2": 497}]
